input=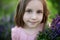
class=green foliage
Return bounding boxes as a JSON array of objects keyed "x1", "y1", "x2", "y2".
[
  {"x1": 0, "y1": 0, "x2": 18, "y2": 40},
  {"x1": 47, "y1": 0, "x2": 58, "y2": 20},
  {"x1": 37, "y1": 28, "x2": 60, "y2": 40},
  {"x1": 0, "y1": 0, "x2": 18, "y2": 19},
  {"x1": 50, "y1": 0, "x2": 60, "y2": 15},
  {"x1": 37, "y1": 28, "x2": 51, "y2": 40},
  {"x1": 47, "y1": 0, "x2": 60, "y2": 20}
]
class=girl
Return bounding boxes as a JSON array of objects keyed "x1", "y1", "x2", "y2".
[{"x1": 11, "y1": 0, "x2": 48, "y2": 40}]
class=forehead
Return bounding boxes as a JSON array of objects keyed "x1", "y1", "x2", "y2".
[{"x1": 26, "y1": 0, "x2": 43, "y2": 10}]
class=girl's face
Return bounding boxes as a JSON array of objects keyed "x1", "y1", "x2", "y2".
[{"x1": 23, "y1": 0, "x2": 43, "y2": 28}]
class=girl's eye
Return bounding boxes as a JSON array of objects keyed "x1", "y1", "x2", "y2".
[
  {"x1": 25, "y1": 9, "x2": 32, "y2": 13},
  {"x1": 37, "y1": 10, "x2": 43, "y2": 14}
]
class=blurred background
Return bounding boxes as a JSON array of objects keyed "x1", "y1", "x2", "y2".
[{"x1": 0, "y1": 0, "x2": 60, "y2": 40}]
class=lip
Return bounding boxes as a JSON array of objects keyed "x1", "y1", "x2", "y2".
[
  {"x1": 29, "y1": 21, "x2": 37, "y2": 23},
  {"x1": 31, "y1": 22, "x2": 36, "y2": 23}
]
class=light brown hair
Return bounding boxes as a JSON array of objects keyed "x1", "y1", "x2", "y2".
[{"x1": 15, "y1": 0, "x2": 49, "y2": 28}]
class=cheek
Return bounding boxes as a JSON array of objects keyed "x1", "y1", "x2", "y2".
[
  {"x1": 23, "y1": 13, "x2": 30, "y2": 21},
  {"x1": 38, "y1": 14, "x2": 43, "y2": 21}
]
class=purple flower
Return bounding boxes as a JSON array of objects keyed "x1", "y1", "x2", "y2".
[
  {"x1": 51, "y1": 14, "x2": 60, "y2": 34},
  {"x1": 55, "y1": 22, "x2": 60, "y2": 34}
]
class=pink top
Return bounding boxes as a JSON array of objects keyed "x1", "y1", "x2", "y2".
[
  {"x1": 11, "y1": 23, "x2": 44, "y2": 40},
  {"x1": 11, "y1": 26, "x2": 40, "y2": 40}
]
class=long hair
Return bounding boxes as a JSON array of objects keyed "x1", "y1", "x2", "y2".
[{"x1": 15, "y1": 0, "x2": 49, "y2": 28}]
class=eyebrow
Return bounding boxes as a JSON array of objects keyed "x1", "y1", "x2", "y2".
[
  {"x1": 25, "y1": 9, "x2": 32, "y2": 11},
  {"x1": 25, "y1": 8, "x2": 32, "y2": 10},
  {"x1": 37, "y1": 9, "x2": 43, "y2": 12}
]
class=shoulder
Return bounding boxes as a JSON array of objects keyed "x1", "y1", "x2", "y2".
[
  {"x1": 11, "y1": 26, "x2": 22, "y2": 40},
  {"x1": 11, "y1": 26, "x2": 22, "y2": 37},
  {"x1": 11, "y1": 26, "x2": 22, "y2": 33},
  {"x1": 11, "y1": 26, "x2": 18, "y2": 33}
]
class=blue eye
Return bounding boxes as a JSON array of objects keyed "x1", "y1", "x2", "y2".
[
  {"x1": 37, "y1": 10, "x2": 43, "y2": 14},
  {"x1": 25, "y1": 9, "x2": 32, "y2": 13}
]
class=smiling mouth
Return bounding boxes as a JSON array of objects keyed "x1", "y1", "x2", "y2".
[{"x1": 29, "y1": 21, "x2": 37, "y2": 24}]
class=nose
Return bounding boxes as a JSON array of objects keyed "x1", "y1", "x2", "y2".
[{"x1": 31, "y1": 12, "x2": 37, "y2": 20}]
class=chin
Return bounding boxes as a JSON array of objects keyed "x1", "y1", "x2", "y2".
[
  {"x1": 28, "y1": 25, "x2": 38, "y2": 28},
  {"x1": 26, "y1": 22, "x2": 40, "y2": 28}
]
